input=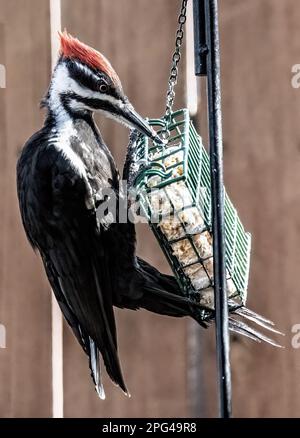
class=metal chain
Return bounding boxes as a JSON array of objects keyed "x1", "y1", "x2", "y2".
[{"x1": 162, "y1": 0, "x2": 189, "y2": 139}]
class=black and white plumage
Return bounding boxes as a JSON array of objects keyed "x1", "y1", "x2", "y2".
[
  {"x1": 16, "y1": 32, "x2": 199, "y2": 398},
  {"x1": 17, "y1": 32, "x2": 282, "y2": 399},
  {"x1": 17, "y1": 106, "x2": 127, "y2": 397}
]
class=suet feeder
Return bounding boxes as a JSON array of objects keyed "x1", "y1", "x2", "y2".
[{"x1": 133, "y1": 108, "x2": 251, "y2": 323}]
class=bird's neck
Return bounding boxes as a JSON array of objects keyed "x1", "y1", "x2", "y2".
[
  {"x1": 44, "y1": 87, "x2": 103, "y2": 141},
  {"x1": 45, "y1": 86, "x2": 93, "y2": 127},
  {"x1": 43, "y1": 62, "x2": 96, "y2": 132}
]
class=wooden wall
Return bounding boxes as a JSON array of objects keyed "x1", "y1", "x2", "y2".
[
  {"x1": 0, "y1": 0, "x2": 52, "y2": 417},
  {"x1": 1, "y1": 0, "x2": 300, "y2": 418}
]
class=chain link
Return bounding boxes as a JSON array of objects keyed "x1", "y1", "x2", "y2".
[{"x1": 162, "y1": 0, "x2": 188, "y2": 139}]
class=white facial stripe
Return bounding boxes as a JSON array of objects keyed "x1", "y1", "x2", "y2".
[
  {"x1": 49, "y1": 63, "x2": 124, "y2": 112},
  {"x1": 68, "y1": 100, "x2": 93, "y2": 112}
]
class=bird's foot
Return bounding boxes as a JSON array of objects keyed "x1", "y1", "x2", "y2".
[
  {"x1": 125, "y1": 130, "x2": 153, "y2": 188},
  {"x1": 129, "y1": 160, "x2": 153, "y2": 188},
  {"x1": 123, "y1": 129, "x2": 142, "y2": 185}
]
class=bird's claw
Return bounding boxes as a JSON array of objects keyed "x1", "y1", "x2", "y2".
[{"x1": 130, "y1": 160, "x2": 152, "y2": 188}]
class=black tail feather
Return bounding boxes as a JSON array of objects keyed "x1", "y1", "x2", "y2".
[
  {"x1": 89, "y1": 338, "x2": 105, "y2": 399},
  {"x1": 134, "y1": 258, "x2": 283, "y2": 346},
  {"x1": 233, "y1": 308, "x2": 282, "y2": 335},
  {"x1": 134, "y1": 258, "x2": 208, "y2": 328},
  {"x1": 92, "y1": 264, "x2": 129, "y2": 397},
  {"x1": 228, "y1": 301, "x2": 275, "y2": 325},
  {"x1": 228, "y1": 316, "x2": 284, "y2": 348}
]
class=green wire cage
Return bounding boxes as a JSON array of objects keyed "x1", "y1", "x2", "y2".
[{"x1": 133, "y1": 109, "x2": 251, "y2": 322}]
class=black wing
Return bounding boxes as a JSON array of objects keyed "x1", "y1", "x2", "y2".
[
  {"x1": 17, "y1": 137, "x2": 127, "y2": 396},
  {"x1": 45, "y1": 158, "x2": 127, "y2": 395}
]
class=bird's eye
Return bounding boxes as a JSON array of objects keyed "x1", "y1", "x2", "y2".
[{"x1": 99, "y1": 83, "x2": 108, "y2": 93}]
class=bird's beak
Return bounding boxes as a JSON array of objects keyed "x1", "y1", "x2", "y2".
[{"x1": 121, "y1": 104, "x2": 163, "y2": 144}]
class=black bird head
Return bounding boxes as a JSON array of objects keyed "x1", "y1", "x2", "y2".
[{"x1": 46, "y1": 30, "x2": 162, "y2": 143}]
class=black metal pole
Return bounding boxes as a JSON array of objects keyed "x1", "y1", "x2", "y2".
[
  {"x1": 193, "y1": 0, "x2": 207, "y2": 75},
  {"x1": 193, "y1": 0, "x2": 232, "y2": 418}
]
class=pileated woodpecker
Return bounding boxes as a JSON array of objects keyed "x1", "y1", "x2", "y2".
[{"x1": 17, "y1": 32, "x2": 281, "y2": 399}]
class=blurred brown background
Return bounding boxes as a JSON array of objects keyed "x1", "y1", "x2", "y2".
[{"x1": 0, "y1": 0, "x2": 299, "y2": 418}]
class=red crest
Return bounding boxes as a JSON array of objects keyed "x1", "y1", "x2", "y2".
[{"x1": 59, "y1": 30, "x2": 121, "y2": 87}]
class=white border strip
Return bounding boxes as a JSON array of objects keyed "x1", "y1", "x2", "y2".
[
  {"x1": 186, "y1": 0, "x2": 198, "y2": 116},
  {"x1": 49, "y1": 0, "x2": 64, "y2": 419}
]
